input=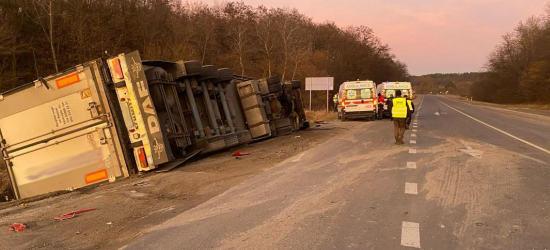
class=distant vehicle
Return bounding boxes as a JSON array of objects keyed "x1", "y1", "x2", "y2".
[
  {"x1": 376, "y1": 81, "x2": 414, "y2": 118},
  {"x1": 337, "y1": 80, "x2": 377, "y2": 121}
]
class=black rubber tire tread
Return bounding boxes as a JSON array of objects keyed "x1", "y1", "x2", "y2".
[
  {"x1": 268, "y1": 82, "x2": 283, "y2": 93},
  {"x1": 275, "y1": 126, "x2": 294, "y2": 136},
  {"x1": 183, "y1": 61, "x2": 202, "y2": 76},
  {"x1": 214, "y1": 68, "x2": 234, "y2": 83},
  {"x1": 198, "y1": 65, "x2": 218, "y2": 81},
  {"x1": 291, "y1": 80, "x2": 301, "y2": 89},
  {"x1": 266, "y1": 76, "x2": 281, "y2": 85}
]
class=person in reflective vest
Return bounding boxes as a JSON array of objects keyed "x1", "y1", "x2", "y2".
[
  {"x1": 391, "y1": 90, "x2": 410, "y2": 145},
  {"x1": 333, "y1": 93, "x2": 339, "y2": 112},
  {"x1": 404, "y1": 95, "x2": 415, "y2": 129}
]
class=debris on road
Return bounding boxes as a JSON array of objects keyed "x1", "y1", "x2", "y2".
[
  {"x1": 232, "y1": 151, "x2": 250, "y2": 157},
  {"x1": 314, "y1": 120, "x2": 328, "y2": 124},
  {"x1": 54, "y1": 208, "x2": 97, "y2": 221},
  {"x1": 6, "y1": 223, "x2": 27, "y2": 232}
]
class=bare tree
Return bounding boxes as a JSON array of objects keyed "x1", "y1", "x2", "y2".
[{"x1": 23, "y1": 0, "x2": 59, "y2": 72}]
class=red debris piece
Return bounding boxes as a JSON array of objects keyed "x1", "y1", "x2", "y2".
[
  {"x1": 314, "y1": 120, "x2": 328, "y2": 124},
  {"x1": 55, "y1": 208, "x2": 97, "y2": 221},
  {"x1": 6, "y1": 223, "x2": 27, "y2": 232},
  {"x1": 232, "y1": 151, "x2": 250, "y2": 157}
]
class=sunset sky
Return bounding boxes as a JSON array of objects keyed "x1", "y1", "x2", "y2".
[{"x1": 202, "y1": 0, "x2": 549, "y2": 75}]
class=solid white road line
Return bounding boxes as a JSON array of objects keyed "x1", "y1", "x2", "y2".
[
  {"x1": 409, "y1": 149, "x2": 417, "y2": 154},
  {"x1": 437, "y1": 98, "x2": 550, "y2": 155},
  {"x1": 401, "y1": 221, "x2": 421, "y2": 248},
  {"x1": 407, "y1": 162, "x2": 417, "y2": 169},
  {"x1": 410, "y1": 140, "x2": 417, "y2": 144},
  {"x1": 405, "y1": 182, "x2": 418, "y2": 195}
]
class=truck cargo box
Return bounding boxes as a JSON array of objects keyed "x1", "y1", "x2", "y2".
[{"x1": 0, "y1": 60, "x2": 131, "y2": 199}]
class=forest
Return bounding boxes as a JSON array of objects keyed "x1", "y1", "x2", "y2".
[
  {"x1": 0, "y1": 0, "x2": 408, "y2": 104},
  {"x1": 472, "y1": 5, "x2": 550, "y2": 104}
]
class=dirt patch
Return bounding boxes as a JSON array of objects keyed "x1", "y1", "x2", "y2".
[
  {"x1": 305, "y1": 110, "x2": 338, "y2": 122},
  {"x1": 0, "y1": 122, "x2": 349, "y2": 250}
]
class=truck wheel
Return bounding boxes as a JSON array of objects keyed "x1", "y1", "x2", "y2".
[
  {"x1": 266, "y1": 76, "x2": 280, "y2": 85},
  {"x1": 268, "y1": 82, "x2": 283, "y2": 93},
  {"x1": 214, "y1": 68, "x2": 233, "y2": 83},
  {"x1": 291, "y1": 80, "x2": 301, "y2": 90},
  {"x1": 183, "y1": 61, "x2": 202, "y2": 76},
  {"x1": 198, "y1": 65, "x2": 218, "y2": 81}
]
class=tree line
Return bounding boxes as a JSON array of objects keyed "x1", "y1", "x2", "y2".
[
  {"x1": 0, "y1": 0, "x2": 408, "y2": 98},
  {"x1": 473, "y1": 4, "x2": 550, "y2": 104},
  {"x1": 411, "y1": 72, "x2": 481, "y2": 96}
]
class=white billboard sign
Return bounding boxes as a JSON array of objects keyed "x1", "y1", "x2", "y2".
[{"x1": 305, "y1": 77, "x2": 334, "y2": 91}]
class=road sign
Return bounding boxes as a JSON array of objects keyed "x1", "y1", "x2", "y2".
[
  {"x1": 305, "y1": 77, "x2": 334, "y2": 91},
  {"x1": 305, "y1": 77, "x2": 334, "y2": 112}
]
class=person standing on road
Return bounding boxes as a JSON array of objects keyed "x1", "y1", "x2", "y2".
[
  {"x1": 387, "y1": 94, "x2": 394, "y2": 121},
  {"x1": 392, "y1": 90, "x2": 409, "y2": 145},
  {"x1": 404, "y1": 95, "x2": 415, "y2": 129},
  {"x1": 333, "y1": 93, "x2": 339, "y2": 112},
  {"x1": 377, "y1": 93, "x2": 385, "y2": 120}
]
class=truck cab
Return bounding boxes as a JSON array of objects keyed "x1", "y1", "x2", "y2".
[{"x1": 338, "y1": 80, "x2": 377, "y2": 121}]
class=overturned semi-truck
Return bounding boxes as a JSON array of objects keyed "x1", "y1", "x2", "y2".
[{"x1": 0, "y1": 51, "x2": 308, "y2": 199}]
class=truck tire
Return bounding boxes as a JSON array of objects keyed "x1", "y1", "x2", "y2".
[
  {"x1": 291, "y1": 80, "x2": 301, "y2": 90},
  {"x1": 198, "y1": 65, "x2": 218, "y2": 81},
  {"x1": 214, "y1": 68, "x2": 233, "y2": 83},
  {"x1": 268, "y1": 82, "x2": 283, "y2": 93},
  {"x1": 183, "y1": 61, "x2": 202, "y2": 76},
  {"x1": 266, "y1": 76, "x2": 280, "y2": 85}
]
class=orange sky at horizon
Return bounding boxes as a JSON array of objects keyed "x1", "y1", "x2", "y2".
[{"x1": 201, "y1": 0, "x2": 549, "y2": 75}]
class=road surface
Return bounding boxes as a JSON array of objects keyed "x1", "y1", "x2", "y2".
[{"x1": 124, "y1": 95, "x2": 550, "y2": 250}]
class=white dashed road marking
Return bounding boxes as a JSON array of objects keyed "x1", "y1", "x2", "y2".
[
  {"x1": 410, "y1": 140, "x2": 417, "y2": 144},
  {"x1": 401, "y1": 221, "x2": 421, "y2": 248},
  {"x1": 412, "y1": 129, "x2": 417, "y2": 132},
  {"x1": 411, "y1": 134, "x2": 417, "y2": 137},
  {"x1": 405, "y1": 182, "x2": 418, "y2": 195},
  {"x1": 409, "y1": 149, "x2": 417, "y2": 154},
  {"x1": 407, "y1": 162, "x2": 417, "y2": 169}
]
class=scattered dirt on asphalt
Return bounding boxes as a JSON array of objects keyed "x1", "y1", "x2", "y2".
[
  {"x1": 423, "y1": 137, "x2": 521, "y2": 239},
  {"x1": 305, "y1": 110, "x2": 338, "y2": 122},
  {"x1": 0, "y1": 121, "x2": 353, "y2": 250}
]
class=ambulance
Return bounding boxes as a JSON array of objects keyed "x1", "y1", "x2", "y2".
[
  {"x1": 377, "y1": 82, "x2": 413, "y2": 118},
  {"x1": 337, "y1": 80, "x2": 377, "y2": 121}
]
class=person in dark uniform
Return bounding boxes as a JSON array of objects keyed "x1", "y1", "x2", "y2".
[
  {"x1": 387, "y1": 94, "x2": 394, "y2": 121},
  {"x1": 404, "y1": 95, "x2": 415, "y2": 129}
]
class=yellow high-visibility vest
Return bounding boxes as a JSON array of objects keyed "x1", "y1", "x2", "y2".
[
  {"x1": 407, "y1": 100, "x2": 413, "y2": 111},
  {"x1": 392, "y1": 97, "x2": 407, "y2": 118},
  {"x1": 333, "y1": 94, "x2": 338, "y2": 102}
]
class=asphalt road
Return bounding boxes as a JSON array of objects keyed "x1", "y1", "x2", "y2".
[{"x1": 124, "y1": 95, "x2": 550, "y2": 250}]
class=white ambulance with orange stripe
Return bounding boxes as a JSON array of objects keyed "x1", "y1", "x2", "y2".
[{"x1": 337, "y1": 80, "x2": 377, "y2": 121}]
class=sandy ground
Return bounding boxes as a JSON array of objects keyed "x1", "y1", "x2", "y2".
[{"x1": 0, "y1": 116, "x2": 355, "y2": 250}]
